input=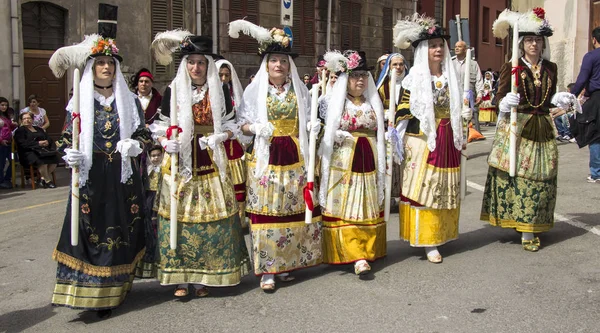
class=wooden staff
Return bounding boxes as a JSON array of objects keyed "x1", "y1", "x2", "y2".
[
  {"x1": 460, "y1": 49, "x2": 471, "y2": 200},
  {"x1": 70, "y1": 68, "x2": 81, "y2": 246},
  {"x1": 169, "y1": 82, "x2": 179, "y2": 249},
  {"x1": 321, "y1": 69, "x2": 328, "y2": 95},
  {"x1": 305, "y1": 71, "x2": 324, "y2": 224},
  {"x1": 509, "y1": 22, "x2": 519, "y2": 177},
  {"x1": 384, "y1": 69, "x2": 397, "y2": 223}
]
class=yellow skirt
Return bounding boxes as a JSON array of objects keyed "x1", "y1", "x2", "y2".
[{"x1": 322, "y1": 136, "x2": 386, "y2": 264}]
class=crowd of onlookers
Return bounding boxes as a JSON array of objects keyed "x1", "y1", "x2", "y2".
[{"x1": 0, "y1": 94, "x2": 60, "y2": 189}]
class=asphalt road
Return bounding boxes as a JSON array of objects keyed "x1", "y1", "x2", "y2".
[{"x1": 1, "y1": 126, "x2": 599, "y2": 333}]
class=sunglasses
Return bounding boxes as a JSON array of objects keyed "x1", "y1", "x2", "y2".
[{"x1": 349, "y1": 71, "x2": 369, "y2": 79}]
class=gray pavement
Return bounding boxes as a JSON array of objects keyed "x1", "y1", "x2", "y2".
[{"x1": 1, "y1": 126, "x2": 599, "y2": 333}]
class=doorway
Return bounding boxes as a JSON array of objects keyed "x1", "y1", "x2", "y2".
[{"x1": 21, "y1": 1, "x2": 67, "y2": 139}]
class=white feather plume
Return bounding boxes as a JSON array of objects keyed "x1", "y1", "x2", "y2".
[
  {"x1": 324, "y1": 50, "x2": 347, "y2": 73},
  {"x1": 493, "y1": 9, "x2": 522, "y2": 39},
  {"x1": 228, "y1": 19, "x2": 272, "y2": 43},
  {"x1": 151, "y1": 29, "x2": 193, "y2": 66},
  {"x1": 49, "y1": 34, "x2": 99, "y2": 78},
  {"x1": 393, "y1": 13, "x2": 428, "y2": 49}
]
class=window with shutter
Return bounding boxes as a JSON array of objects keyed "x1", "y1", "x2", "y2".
[
  {"x1": 229, "y1": 0, "x2": 260, "y2": 54},
  {"x1": 340, "y1": 1, "x2": 361, "y2": 50},
  {"x1": 292, "y1": 1, "x2": 315, "y2": 56},
  {"x1": 151, "y1": 0, "x2": 187, "y2": 78},
  {"x1": 151, "y1": 0, "x2": 170, "y2": 77},
  {"x1": 382, "y1": 7, "x2": 393, "y2": 53},
  {"x1": 22, "y1": 2, "x2": 66, "y2": 50}
]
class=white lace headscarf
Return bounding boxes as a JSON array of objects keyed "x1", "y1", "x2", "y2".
[
  {"x1": 66, "y1": 57, "x2": 140, "y2": 186},
  {"x1": 401, "y1": 39, "x2": 463, "y2": 151},
  {"x1": 169, "y1": 54, "x2": 229, "y2": 182},
  {"x1": 318, "y1": 72, "x2": 386, "y2": 205},
  {"x1": 239, "y1": 55, "x2": 311, "y2": 179},
  {"x1": 215, "y1": 59, "x2": 244, "y2": 113}
]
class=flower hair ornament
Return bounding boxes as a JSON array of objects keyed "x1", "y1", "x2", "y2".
[
  {"x1": 228, "y1": 19, "x2": 297, "y2": 58},
  {"x1": 493, "y1": 7, "x2": 554, "y2": 38},
  {"x1": 324, "y1": 50, "x2": 369, "y2": 75}
]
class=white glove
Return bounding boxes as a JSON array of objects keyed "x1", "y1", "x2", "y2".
[
  {"x1": 461, "y1": 106, "x2": 473, "y2": 120},
  {"x1": 162, "y1": 139, "x2": 180, "y2": 153},
  {"x1": 499, "y1": 92, "x2": 520, "y2": 113},
  {"x1": 306, "y1": 121, "x2": 321, "y2": 135},
  {"x1": 386, "y1": 120, "x2": 408, "y2": 164},
  {"x1": 249, "y1": 122, "x2": 274, "y2": 139},
  {"x1": 63, "y1": 148, "x2": 85, "y2": 168},
  {"x1": 199, "y1": 132, "x2": 229, "y2": 150},
  {"x1": 116, "y1": 138, "x2": 143, "y2": 158},
  {"x1": 334, "y1": 130, "x2": 353, "y2": 144}
]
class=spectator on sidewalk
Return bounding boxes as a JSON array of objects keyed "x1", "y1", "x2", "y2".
[
  {"x1": 0, "y1": 97, "x2": 17, "y2": 189},
  {"x1": 452, "y1": 41, "x2": 484, "y2": 132},
  {"x1": 553, "y1": 83, "x2": 576, "y2": 143},
  {"x1": 569, "y1": 27, "x2": 600, "y2": 183}
]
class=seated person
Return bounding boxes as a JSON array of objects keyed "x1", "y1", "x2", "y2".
[{"x1": 14, "y1": 112, "x2": 60, "y2": 188}]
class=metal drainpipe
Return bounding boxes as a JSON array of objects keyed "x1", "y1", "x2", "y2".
[
  {"x1": 212, "y1": 0, "x2": 217, "y2": 53},
  {"x1": 196, "y1": 0, "x2": 202, "y2": 35},
  {"x1": 10, "y1": 0, "x2": 20, "y2": 112},
  {"x1": 326, "y1": 0, "x2": 331, "y2": 50}
]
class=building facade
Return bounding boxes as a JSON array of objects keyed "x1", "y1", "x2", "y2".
[{"x1": 0, "y1": 0, "x2": 419, "y2": 138}]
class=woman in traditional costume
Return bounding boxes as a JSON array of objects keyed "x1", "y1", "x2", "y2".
[
  {"x1": 481, "y1": 8, "x2": 560, "y2": 252},
  {"x1": 478, "y1": 71, "x2": 497, "y2": 125},
  {"x1": 390, "y1": 15, "x2": 471, "y2": 263},
  {"x1": 376, "y1": 53, "x2": 410, "y2": 208},
  {"x1": 150, "y1": 32, "x2": 250, "y2": 297},
  {"x1": 229, "y1": 20, "x2": 323, "y2": 292},
  {"x1": 318, "y1": 50, "x2": 386, "y2": 275},
  {"x1": 215, "y1": 58, "x2": 248, "y2": 229},
  {"x1": 49, "y1": 4, "x2": 149, "y2": 317}
]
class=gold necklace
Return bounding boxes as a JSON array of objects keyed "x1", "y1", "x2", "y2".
[{"x1": 522, "y1": 76, "x2": 552, "y2": 109}]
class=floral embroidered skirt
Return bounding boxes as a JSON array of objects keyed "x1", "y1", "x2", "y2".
[
  {"x1": 52, "y1": 153, "x2": 146, "y2": 310},
  {"x1": 155, "y1": 147, "x2": 251, "y2": 286},
  {"x1": 246, "y1": 135, "x2": 323, "y2": 275},
  {"x1": 479, "y1": 105, "x2": 497, "y2": 123},
  {"x1": 224, "y1": 138, "x2": 246, "y2": 202},
  {"x1": 399, "y1": 119, "x2": 461, "y2": 247},
  {"x1": 321, "y1": 136, "x2": 386, "y2": 264},
  {"x1": 481, "y1": 113, "x2": 557, "y2": 232}
]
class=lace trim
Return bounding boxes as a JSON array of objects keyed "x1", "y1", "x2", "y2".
[
  {"x1": 93, "y1": 90, "x2": 116, "y2": 107},
  {"x1": 268, "y1": 80, "x2": 291, "y2": 101},
  {"x1": 192, "y1": 83, "x2": 208, "y2": 104},
  {"x1": 53, "y1": 248, "x2": 145, "y2": 277}
]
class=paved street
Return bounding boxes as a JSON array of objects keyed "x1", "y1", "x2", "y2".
[{"x1": 1, "y1": 126, "x2": 599, "y2": 333}]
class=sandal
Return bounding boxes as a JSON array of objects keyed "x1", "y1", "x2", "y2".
[
  {"x1": 194, "y1": 286, "x2": 209, "y2": 297},
  {"x1": 426, "y1": 253, "x2": 443, "y2": 264},
  {"x1": 354, "y1": 261, "x2": 371, "y2": 275},
  {"x1": 522, "y1": 237, "x2": 540, "y2": 252},
  {"x1": 260, "y1": 281, "x2": 276, "y2": 291},
  {"x1": 174, "y1": 286, "x2": 188, "y2": 297}
]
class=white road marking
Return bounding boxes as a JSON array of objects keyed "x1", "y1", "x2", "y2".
[{"x1": 466, "y1": 180, "x2": 600, "y2": 237}]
